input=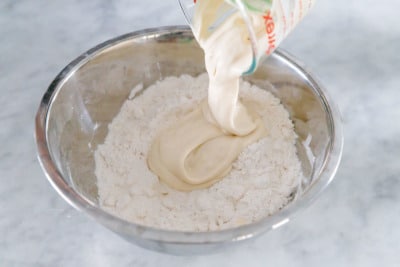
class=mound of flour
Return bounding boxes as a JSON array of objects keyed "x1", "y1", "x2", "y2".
[{"x1": 95, "y1": 73, "x2": 303, "y2": 231}]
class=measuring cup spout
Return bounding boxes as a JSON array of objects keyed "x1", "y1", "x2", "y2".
[{"x1": 178, "y1": 0, "x2": 316, "y2": 75}]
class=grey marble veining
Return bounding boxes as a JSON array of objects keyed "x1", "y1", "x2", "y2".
[{"x1": 1, "y1": 0, "x2": 399, "y2": 266}]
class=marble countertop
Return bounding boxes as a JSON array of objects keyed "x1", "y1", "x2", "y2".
[{"x1": 1, "y1": 0, "x2": 399, "y2": 266}]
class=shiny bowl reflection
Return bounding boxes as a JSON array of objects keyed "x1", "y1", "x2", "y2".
[{"x1": 35, "y1": 26, "x2": 343, "y2": 254}]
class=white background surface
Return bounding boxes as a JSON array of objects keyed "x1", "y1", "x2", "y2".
[{"x1": 1, "y1": 0, "x2": 399, "y2": 266}]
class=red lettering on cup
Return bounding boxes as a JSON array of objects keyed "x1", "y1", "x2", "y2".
[{"x1": 263, "y1": 11, "x2": 276, "y2": 55}]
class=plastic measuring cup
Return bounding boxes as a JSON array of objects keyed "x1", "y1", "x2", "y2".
[{"x1": 178, "y1": 0, "x2": 316, "y2": 74}]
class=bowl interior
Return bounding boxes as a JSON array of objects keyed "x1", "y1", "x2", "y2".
[{"x1": 38, "y1": 27, "x2": 341, "y2": 252}]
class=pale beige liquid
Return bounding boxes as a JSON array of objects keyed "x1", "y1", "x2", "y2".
[{"x1": 147, "y1": 0, "x2": 266, "y2": 191}]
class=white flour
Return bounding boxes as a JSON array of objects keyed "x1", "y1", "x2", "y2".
[{"x1": 95, "y1": 74, "x2": 303, "y2": 231}]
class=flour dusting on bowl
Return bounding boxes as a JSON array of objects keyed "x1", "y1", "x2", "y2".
[{"x1": 95, "y1": 73, "x2": 304, "y2": 231}]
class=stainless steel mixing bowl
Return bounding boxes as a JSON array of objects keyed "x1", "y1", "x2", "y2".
[{"x1": 35, "y1": 26, "x2": 343, "y2": 254}]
